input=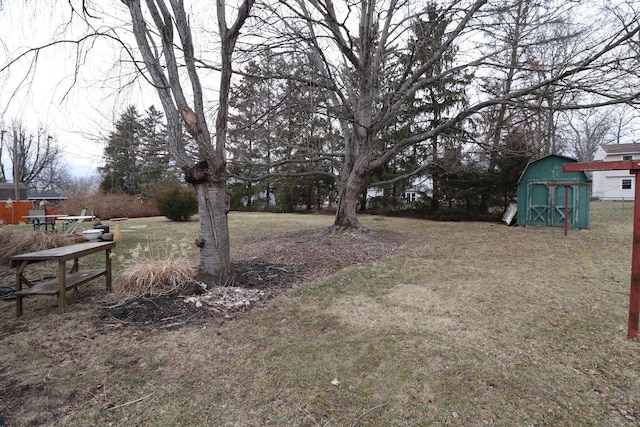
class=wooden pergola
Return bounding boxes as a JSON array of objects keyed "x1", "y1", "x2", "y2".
[{"x1": 564, "y1": 160, "x2": 640, "y2": 340}]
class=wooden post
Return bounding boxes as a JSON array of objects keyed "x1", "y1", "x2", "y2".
[
  {"x1": 106, "y1": 247, "x2": 112, "y2": 292},
  {"x1": 564, "y1": 185, "x2": 570, "y2": 237},
  {"x1": 628, "y1": 171, "x2": 640, "y2": 339},
  {"x1": 564, "y1": 160, "x2": 640, "y2": 340},
  {"x1": 58, "y1": 260, "x2": 67, "y2": 314},
  {"x1": 114, "y1": 223, "x2": 123, "y2": 241},
  {"x1": 15, "y1": 262, "x2": 24, "y2": 317}
]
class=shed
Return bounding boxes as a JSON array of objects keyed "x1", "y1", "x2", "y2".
[
  {"x1": 516, "y1": 154, "x2": 591, "y2": 229},
  {"x1": 0, "y1": 183, "x2": 28, "y2": 201}
]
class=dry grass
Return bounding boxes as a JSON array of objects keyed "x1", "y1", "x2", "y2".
[
  {"x1": 0, "y1": 228, "x2": 74, "y2": 266},
  {"x1": 1, "y1": 204, "x2": 639, "y2": 426},
  {"x1": 108, "y1": 239, "x2": 198, "y2": 300},
  {"x1": 112, "y1": 258, "x2": 197, "y2": 300}
]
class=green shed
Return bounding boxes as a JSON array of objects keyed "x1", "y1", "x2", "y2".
[{"x1": 516, "y1": 154, "x2": 591, "y2": 229}]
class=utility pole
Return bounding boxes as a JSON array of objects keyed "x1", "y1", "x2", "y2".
[{"x1": 13, "y1": 129, "x2": 20, "y2": 201}]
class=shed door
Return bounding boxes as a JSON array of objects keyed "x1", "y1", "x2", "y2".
[
  {"x1": 527, "y1": 182, "x2": 577, "y2": 227},
  {"x1": 527, "y1": 183, "x2": 551, "y2": 226},
  {"x1": 551, "y1": 185, "x2": 575, "y2": 227}
]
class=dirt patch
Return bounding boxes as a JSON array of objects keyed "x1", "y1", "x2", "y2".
[{"x1": 100, "y1": 228, "x2": 404, "y2": 327}]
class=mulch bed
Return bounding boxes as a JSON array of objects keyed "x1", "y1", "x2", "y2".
[
  {"x1": 100, "y1": 228, "x2": 406, "y2": 327},
  {"x1": 100, "y1": 260, "x2": 301, "y2": 326}
]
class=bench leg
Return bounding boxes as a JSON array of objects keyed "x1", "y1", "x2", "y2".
[
  {"x1": 106, "y1": 249, "x2": 112, "y2": 292},
  {"x1": 70, "y1": 258, "x2": 79, "y2": 273},
  {"x1": 58, "y1": 261, "x2": 67, "y2": 314},
  {"x1": 15, "y1": 266, "x2": 23, "y2": 317},
  {"x1": 16, "y1": 294, "x2": 23, "y2": 317}
]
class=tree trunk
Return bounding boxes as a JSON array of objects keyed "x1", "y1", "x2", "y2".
[
  {"x1": 430, "y1": 135, "x2": 440, "y2": 212},
  {"x1": 194, "y1": 180, "x2": 230, "y2": 282},
  {"x1": 334, "y1": 186, "x2": 361, "y2": 229},
  {"x1": 333, "y1": 156, "x2": 369, "y2": 229}
]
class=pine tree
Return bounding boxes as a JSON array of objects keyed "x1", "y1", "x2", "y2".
[
  {"x1": 138, "y1": 106, "x2": 179, "y2": 195},
  {"x1": 228, "y1": 58, "x2": 276, "y2": 210},
  {"x1": 228, "y1": 53, "x2": 339, "y2": 212},
  {"x1": 371, "y1": 4, "x2": 471, "y2": 213},
  {"x1": 99, "y1": 106, "x2": 143, "y2": 195},
  {"x1": 100, "y1": 105, "x2": 178, "y2": 196}
]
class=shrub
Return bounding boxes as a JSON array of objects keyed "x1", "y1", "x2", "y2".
[
  {"x1": 62, "y1": 192, "x2": 160, "y2": 219},
  {"x1": 153, "y1": 182, "x2": 198, "y2": 221}
]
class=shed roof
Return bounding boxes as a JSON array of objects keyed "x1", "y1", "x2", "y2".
[
  {"x1": 600, "y1": 143, "x2": 640, "y2": 155},
  {"x1": 28, "y1": 193, "x2": 67, "y2": 200},
  {"x1": 0, "y1": 183, "x2": 27, "y2": 191},
  {"x1": 0, "y1": 183, "x2": 28, "y2": 201},
  {"x1": 517, "y1": 154, "x2": 590, "y2": 184}
]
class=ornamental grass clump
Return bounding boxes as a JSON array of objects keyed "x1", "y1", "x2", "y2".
[
  {"x1": 112, "y1": 239, "x2": 197, "y2": 300},
  {"x1": 114, "y1": 258, "x2": 197, "y2": 299},
  {"x1": 0, "y1": 228, "x2": 74, "y2": 266}
]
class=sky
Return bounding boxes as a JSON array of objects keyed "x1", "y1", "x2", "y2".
[
  {"x1": 0, "y1": 2, "x2": 159, "y2": 179},
  {"x1": 2, "y1": 0, "x2": 640, "y2": 182}
]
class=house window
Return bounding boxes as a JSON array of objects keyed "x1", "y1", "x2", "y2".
[
  {"x1": 623, "y1": 155, "x2": 633, "y2": 161},
  {"x1": 404, "y1": 192, "x2": 416, "y2": 202},
  {"x1": 622, "y1": 179, "x2": 632, "y2": 190}
]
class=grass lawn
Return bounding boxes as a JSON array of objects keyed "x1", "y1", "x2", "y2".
[{"x1": 1, "y1": 202, "x2": 639, "y2": 426}]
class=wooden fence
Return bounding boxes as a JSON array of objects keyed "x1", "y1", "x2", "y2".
[
  {"x1": 0, "y1": 201, "x2": 67, "y2": 225},
  {"x1": 0, "y1": 201, "x2": 34, "y2": 225}
]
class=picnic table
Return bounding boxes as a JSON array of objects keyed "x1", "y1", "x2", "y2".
[
  {"x1": 11, "y1": 241, "x2": 116, "y2": 317},
  {"x1": 22, "y1": 213, "x2": 68, "y2": 232}
]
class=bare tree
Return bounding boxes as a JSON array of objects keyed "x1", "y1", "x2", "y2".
[
  {"x1": 1, "y1": 122, "x2": 64, "y2": 192},
  {"x1": 61, "y1": 174, "x2": 100, "y2": 195},
  {"x1": 563, "y1": 104, "x2": 640, "y2": 162},
  {"x1": 31, "y1": 157, "x2": 72, "y2": 193},
  {"x1": 610, "y1": 105, "x2": 640, "y2": 145},
  {"x1": 0, "y1": 127, "x2": 7, "y2": 182},
  {"x1": 480, "y1": 0, "x2": 582, "y2": 159},
  {"x1": 564, "y1": 109, "x2": 616, "y2": 162},
  {"x1": 1, "y1": 0, "x2": 251, "y2": 280},
  {"x1": 256, "y1": 0, "x2": 640, "y2": 229},
  {"x1": 119, "y1": 0, "x2": 254, "y2": 280}
]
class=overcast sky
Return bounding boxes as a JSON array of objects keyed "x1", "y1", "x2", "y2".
[
  {"x1": 0, "y1": 1, "x2": 160, "y2": 179},
  {"x1": 2, "y1": 0, "x2": 640, "y2": 182}
]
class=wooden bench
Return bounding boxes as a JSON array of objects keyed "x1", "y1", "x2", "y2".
[{"x1": 11, "y1": 241, "x2": 116, "y2": 317}]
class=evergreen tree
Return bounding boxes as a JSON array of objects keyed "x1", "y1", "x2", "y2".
[
  {"x1": 271, "y1": 68, "x2": 339, "y2": 212},
  {"x1": 370, "y1": 4, "x2": 472, "y2": 213},
  {"x1": 99, "y1": 106, "x2": 143, "y2": 195},
  {"x1": 100, "y1": 105, "x2": 178, "y2": 196},
  {"x1": 138, "y1": 105, "x2": 179, "y2": 195},
  {"x1": 228, "y1": 57, "x2": 278, "y2": 210},
  {"x1": 228, "y1": 53, "x2": 339, "y2": 212}
]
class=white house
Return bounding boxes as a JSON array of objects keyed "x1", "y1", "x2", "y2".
[
  {"x1": 591, "y1": 143, "x2": 640, "y2": 201},
  {"x1": 366, "y1": 175, "x2": 432, "y2": 206}
]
